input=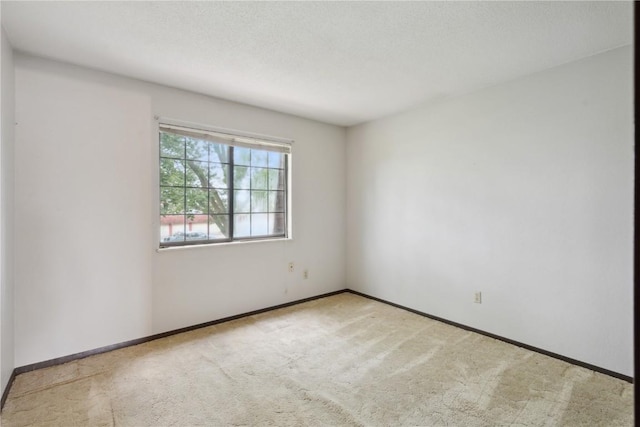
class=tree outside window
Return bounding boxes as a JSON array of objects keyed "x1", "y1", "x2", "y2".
[{"x1": 159, "y1": 126, "x2": 289, "y2": 246}]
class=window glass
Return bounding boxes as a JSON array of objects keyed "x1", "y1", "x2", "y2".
[{"x1": 159, "y1": 127, "x2": 289, "y2": 246}]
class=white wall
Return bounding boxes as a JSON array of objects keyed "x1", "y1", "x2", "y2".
[
  {"x1": 347, "y1": 46, "x2": 633, "y2": 376},
  {"x1": 14, "y1": 54, "x2": 346, "y2": 366},
  {"x1": 0, "y1": 25, "x2": 15, "y2": 393},
  {"x1": 11, "y1": 45, "x2": 632, "y2": 377}
]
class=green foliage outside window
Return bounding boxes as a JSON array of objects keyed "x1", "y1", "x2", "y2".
[{"x1": 159, "y1": 130, "x2": 287, "y2": 245}]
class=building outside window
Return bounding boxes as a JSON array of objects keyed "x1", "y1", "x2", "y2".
[{"x1": 159, "y1": 123, "x2": 291, "y2": 247}]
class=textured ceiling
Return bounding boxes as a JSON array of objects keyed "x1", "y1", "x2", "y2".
[{"x1": 1, "y1": 1, "x2": 633, "y2": 127}]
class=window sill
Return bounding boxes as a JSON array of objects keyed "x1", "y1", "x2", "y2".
[{"x1": 156, "y1": 237, "x2": 292, "y2": 253}]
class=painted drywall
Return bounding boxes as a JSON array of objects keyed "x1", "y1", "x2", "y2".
[
  {"x1": 347, "y1": 46, "x2": 633, "y2": 376},
  {"x1": 14, "y1": 54, "x2": 346, "y2": 366},
  {"x1": 0, "y1": 25, "x2": 15, "y2": 393}
]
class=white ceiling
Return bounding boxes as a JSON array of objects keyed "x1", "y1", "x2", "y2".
[{"x1": 1, "y1": 1, "x2": 633, "y2": 127}]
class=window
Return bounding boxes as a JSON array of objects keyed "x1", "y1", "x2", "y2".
[{"x1": 159, "y1": 123, "x2": 291, "y2": 247}]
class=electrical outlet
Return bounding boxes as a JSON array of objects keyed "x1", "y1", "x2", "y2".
[
  {"x1": 288, "y1": 262, "x2": 294, "y2": 273},
  {"x1": 474, "y1": 292, "x2": 482, "y2": 304},
  {"x1": 303, "y1": 269, "x2": 309, "y2": 279}
]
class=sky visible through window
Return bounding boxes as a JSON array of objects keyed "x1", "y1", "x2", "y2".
[{"x1": 159, "y1": 131, "x2": 287, "y2": 245}]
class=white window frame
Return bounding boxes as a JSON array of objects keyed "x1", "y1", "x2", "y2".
[{"x1": 157, "y1": 118, "x2": 293, "y2": 248}]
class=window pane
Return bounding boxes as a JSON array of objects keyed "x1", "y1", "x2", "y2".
[
  {"x1": 210, "y1": 143, "x2": 229, "y2": 164},
  {"x1": 234, "y1": 147, "x2": 251, "y2": 166},
  {"x1": 209, "y1": 163, "x2": 228, "y2": 188},
  {"x1": 251, "y1": 168, "x2": 268, "y2": 190},
  {"x1": 234, "y1": 190, "x2": 250, "y2": 213},
  {"x1": 185, "y1": 138, "x2": 209, "y2": 161},
  {"x1": 251, "y1": 213, "x2": 268, "y2": 236},
  {"x1": 160, "y1": 133, "x2": 184, "y2": 159},
  {"x1": 161, "y1": 187, "x2": 185, "y2": 215},
  {"x1": 209, "y1": 215, "x2": 229, "y2": 239},
  {"x1": 234, "y1": 166, "x2": 250, "y2": 190},
  {"x1": 268, "y1": 191, "x2": 285, "y2": 213},
  {"x1": 186, "y1": 215, "x2": 209, "y2": 241},
  {"x1": 234, "y1": 214, "x2": 250, "y2": 238},
  {"x1": 209, "y1": 189, "x2": 228, "y2": 214},
  {"x1": 160, "y1": 158, "x2": 185, "y2": 186},
  {"x1": 251, "y1": 149, "x2": 268, "y2": 167},
  {"x1": 160, "y1": 215, "x2": 185, "y2": 242},
  {"x1": 268, "y1": 168, "x2": 284, "y2": 191},
  {"x1": 185, "y1": 160, "x2": 209, "y2": 188},
  {"x1": 268, "y1": 151, "x2": 283, "y2": 169},
  {"x1": 160, "y1": 127, "x2": 288, "y2": 246},
  {"x1": 186, "y1": 188, "x2": 208, "y2": 214},
  {"x1": 161, "y1": 215, "x2": 186, "y2": 243},
  {"x1": 251, "y1": 191, "x2": 268, "y2": 213},
  {"x1": 270, "y1": 213, "x2": 285, "y2": 235}
]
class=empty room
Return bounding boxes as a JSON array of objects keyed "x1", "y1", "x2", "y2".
[{"x1": 0, "y1": 1, "x2": 634, "y2": 426}]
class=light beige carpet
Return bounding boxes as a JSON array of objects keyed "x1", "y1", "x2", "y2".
[{"x1": 1, "y1": 293, "x2": 633, "y2": 426}]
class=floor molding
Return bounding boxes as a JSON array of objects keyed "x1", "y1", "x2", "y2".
[
  {"x1": 0, "y1": 369, "x2": 16, "y2": 410},
  {"x1": 346, "y1": 289, "x2": 633, "y2": 383},
  {"x1": 2, "y1": 287, "x2": 631, "y2": 411},
  {"x1": 1, "y1": 289, "x2": 347, "y2": 410}
]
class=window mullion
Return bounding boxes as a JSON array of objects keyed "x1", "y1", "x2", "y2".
[
  {"x1": 159, "y1": 128, "x2": 289, "y2": 247},
  {"x1": 183, "y1": 138, "x2": 187, "y2": 242},
  {"x1": 229, "y1": 146, "x2": 235, "y2": 241},
  {"x1": 284, "y1": 154, "x2": 288, "y2": 237},
  {"x1": 206, "y1": 143, "x2": 211, "y2": 242}
]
